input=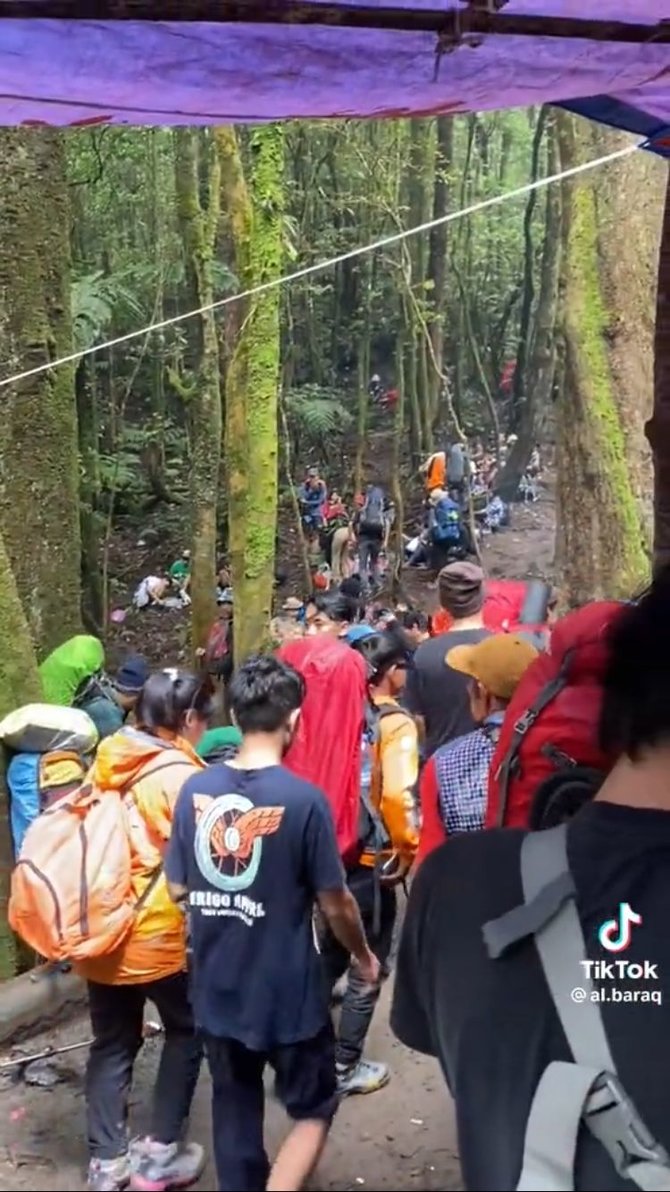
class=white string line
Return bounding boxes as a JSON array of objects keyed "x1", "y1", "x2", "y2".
[{"x1": 0, "y1": 138, "x2": 643, "y2": 390}]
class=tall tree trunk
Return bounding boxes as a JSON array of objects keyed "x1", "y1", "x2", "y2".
[
  {"x1": 510, "y1": 107, "x2": 547, "y2": 433},
  {"x1": 426, "y1": 117, "x2": 452, "y2": 427},
  {"x1": 0, "y1": 529, "x2": 42, "y2": 977},
  {"x1": 175, "y1": 129, "x2": 222, "y2": 655},
  {"x1": 498, "y1": 113, "x2": 562, "y2": 500},
  {"x1": 554, "y1": 115, "x2": 664, "y2": 603},
  {"x1": 0, "y1": 131, "x2": 81, "y2": 656},
  {"x1": 218, "y1": 126, "x2": 284, "y2": 660},
  {"x1": 648, "y1": 172, "x2": 670, "y2": 572}
]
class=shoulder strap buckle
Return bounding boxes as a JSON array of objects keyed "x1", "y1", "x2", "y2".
[{"x1": 586, "y1": 1072, "x2": 670, "y2": 1177}]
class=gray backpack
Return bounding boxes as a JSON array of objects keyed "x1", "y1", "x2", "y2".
[{"x1": 483, "y1": 825, "x2": 670, "y2": 1192}]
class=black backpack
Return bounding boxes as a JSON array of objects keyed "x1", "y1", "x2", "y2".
[{"x1": 359, "y1": 487, "x2": 385, "y2": 536}]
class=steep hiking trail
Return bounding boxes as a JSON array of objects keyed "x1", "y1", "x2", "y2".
[
  {"x1": 0, "y1": 982, "x2": 462, "y2": 1192},
  {"x1": 102, "y1": 420, "x2": 556, "y2": 666}
]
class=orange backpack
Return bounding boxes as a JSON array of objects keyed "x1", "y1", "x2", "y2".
[{"x1": 9, "y1": 754, "x2": 183, "y2": 963}]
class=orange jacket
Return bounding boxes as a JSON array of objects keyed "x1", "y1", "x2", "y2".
[
  {"x1": 425, "y1": 451, "x2": 446, "y2": 493},
  {"x1": 360, "y1": 696, "x2": 419, "y2": 871},
  {"x1": 77, "y1": 727, "x2": 205, "y2": 985}
]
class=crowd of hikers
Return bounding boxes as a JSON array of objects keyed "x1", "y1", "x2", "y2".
[{"x1": 6, "y1": 435, "x2": 670, "y2": 1192}]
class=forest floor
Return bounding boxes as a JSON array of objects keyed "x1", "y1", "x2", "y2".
[
  {"x1": 0, "y1": 980, "x2": 461, "y2": 1192},
  {"x1": 105, "y1": 469, "x2": 557, "y2": 667}
]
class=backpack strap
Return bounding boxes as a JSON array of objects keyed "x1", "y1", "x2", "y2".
[
  {"x1": 495, "y1": 652, "x2": 573, "y2": 827},
  {"x1": 485, "y1": 827, "x2": 670, "y2": 1192},
  {"x1": 125, "y1": 753, "x2": 195, "y2": 915}
]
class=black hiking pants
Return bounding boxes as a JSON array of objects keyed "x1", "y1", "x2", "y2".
[
  {"x1": 86, "y1": 971, "x2": 202, "y2": 1160},
  {"x1": 358, "y1": 534, "x2": 382, "y2": 590},
  {"x1": 320, "y1": 865, "x2": 397, "y2": 1071},
  {"x1": 204, "y1": 1025, "x2": 337, "y2": 1192}
]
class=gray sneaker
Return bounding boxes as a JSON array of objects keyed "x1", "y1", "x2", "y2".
[
  {"x1": 336, "y1": 1057, "x2": 390, "y2": 1097},
  {"x1": 129, "y1": 1140, "x2": 205, "y2": 1191},
  {"x1": 87, "y1": 1155, "x2": 131, "y2": 1191}
]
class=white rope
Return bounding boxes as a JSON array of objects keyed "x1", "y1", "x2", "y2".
[{"x1": 0, "y1": 138, "x2": 644, "y2": 390}]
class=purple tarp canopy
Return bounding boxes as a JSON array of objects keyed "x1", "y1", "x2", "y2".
[{"x1": 0, "y1": 1, "x2": 668, "y2": 151}]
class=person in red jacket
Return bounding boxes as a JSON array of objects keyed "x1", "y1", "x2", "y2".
[{"x1": 416, "y1": 634, "x2": 537, "y2": 867}]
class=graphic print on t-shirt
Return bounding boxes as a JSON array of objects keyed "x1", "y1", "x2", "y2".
[{"x1": 193, "y1": 792, "x2": 285, "y2": 916}]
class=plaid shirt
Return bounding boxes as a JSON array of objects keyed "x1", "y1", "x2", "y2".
[{"x1": 434, "y1": 714, "x2": 504, "y2": 836}]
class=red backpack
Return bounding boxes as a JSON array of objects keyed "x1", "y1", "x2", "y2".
[
  {"x1": 432, "y1": 579, "x2": 551, "y2": 644},
  {"x1": 278, "y1": 635, "x2": 367, "y2": 862},
  {"x1": 487, "y1": 601, "x2": 625, "y2": 829}
]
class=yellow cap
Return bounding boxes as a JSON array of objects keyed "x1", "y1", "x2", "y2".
[{"x1": 446, "y1": 633, "x2": 538, "y2": 702}]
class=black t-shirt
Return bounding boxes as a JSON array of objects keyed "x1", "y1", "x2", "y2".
[
  {"x1": 404, "y1": 628, "x2": 490, "y2": 758},
  {"x1": 165, "y1": 762, "x2": 345, "y2": 1050},
  {"x1": 391, "y1": 802, "x2": 670, "y2": 1191}
]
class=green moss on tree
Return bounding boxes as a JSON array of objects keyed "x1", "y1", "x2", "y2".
[
  {"x1": 175, "y1": 130, "x2": 222, "y2": 655},
  {"x1": 555, "y1": 114, "x2": 652, "y2": 603},
  {"x1": 218, "y1": 126, "x2": 284, "y2": 661},
  {"x1": 0, "y1": 131, "x2": 81, "y2": 656},
  {"x1": 0, "y1": 529, "x2": 41, "y2": 977}
]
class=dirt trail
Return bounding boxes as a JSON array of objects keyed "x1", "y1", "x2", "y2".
[{"x1": 0, "y1": 982, "x2": 461, "y2": 1192}]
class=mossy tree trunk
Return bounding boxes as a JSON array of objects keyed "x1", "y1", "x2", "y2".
[
  {"x1": 218, "y1": 126, "x2": 284, "y2": 661},
  {"x1": 0, "y1": 529, "x2": 42, "y2": 978},
  {"x1": 554, "y1": 115, "x2": 664, "y2": 604},
  {"x1": 647, "y1": 172, "x2": 670, "y2": 572},
  {"x1": 0, "y1": 131, "x2": 81, "y2": 656},
  {"x1": 175, "y1": 130, "x2": 222, "y2": 655}
]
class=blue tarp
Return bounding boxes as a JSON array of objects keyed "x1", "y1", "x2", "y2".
[{"x1": 0, "y1": 2, "x2": 667, "y2": 152}]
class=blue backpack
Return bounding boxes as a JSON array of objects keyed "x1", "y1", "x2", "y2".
[{"x1": 432, "y1": 496, "x2": 462, "y2": 544}]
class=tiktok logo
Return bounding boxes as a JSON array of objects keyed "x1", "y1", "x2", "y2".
[{"x1": 598, "y1": 902, "x2": 643, "y2": 953}]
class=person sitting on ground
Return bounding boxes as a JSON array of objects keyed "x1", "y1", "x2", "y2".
[
  {"x1": 298, "y1": 467, "x2": 327, "y2": 536},
  {"x1": 169, "y1": 549, "x2": 191, "y2": 594},
  {"x1": 133, "y1": 572, "x2": 170, "y2": 610},
  {"x1": 322, "y1": 628, "x2": 418, "y2": 1097},
  {"x1": 482, "y1": 492, "x2": 508, "y2": 532},
  {"x1": 391, "y1": 572, "x2": 670, "y2": 1192},
  {"x1": 77, "y1": 655, "x2": 149, "y2": 741},
  {"x1": 416, "y1": 634, "x2": 538, "y2": 867},
  {"x1": 405, "y1": 562, "x2": 490, "y2": 758},
  {"x1": 81, "y1": 670, "x2": 213, "y2": 1192},
  {"x1": 166, "y1": 655, "x2": 379, "y2": 1192}
]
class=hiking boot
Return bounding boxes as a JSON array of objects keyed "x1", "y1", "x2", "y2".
[
  {"x1": 87, "y1": 1155, "x2": 131, "y2": 1191},
  {"x1": 336, "y1": 1058, "x2": 390, "y2": 1097},
  {"x1": 129, "y1": 1140, "x2": 205, "y2": 1192}
]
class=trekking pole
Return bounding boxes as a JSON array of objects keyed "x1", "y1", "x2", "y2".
[{"x1": 0, "y1": 1021, "x2": 163, "y2": 1071}]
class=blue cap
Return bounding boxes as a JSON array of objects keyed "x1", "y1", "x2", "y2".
[{"x1": 345, "y1": 624, "x2": 376, "y2": 644}]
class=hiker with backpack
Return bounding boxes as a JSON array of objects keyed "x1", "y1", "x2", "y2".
[
  {"x1": 76, "y1": 656, "x2": 150, "y2": 741},
  {"x1": 391, "y1": 575, "x2": 670, "y2": 1192},
  {"x1": 165, "y1": 654, "x2": 379, "y2": 1192},
  {"x1": 298, "y1": 467, "x2": 327, "y2": 536},
  {"x1": 318, "y1": 628, "x2": 419, "y2": 1096},
  {"x1": 354, "y1": 484, "x2": 387, "y2": 594},
  {"x1": 416, "y1": 634, "x2": 538, "y2": 867},
  {"x1": 405, "y1": 562, "x2": 491, "y2": 759},
  {"x1": 428, "y1": 487, "x2": 471, "y2": 572},
  {"x1": 10, "y1": 670, "x2": 214, "y2": 1192}
]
